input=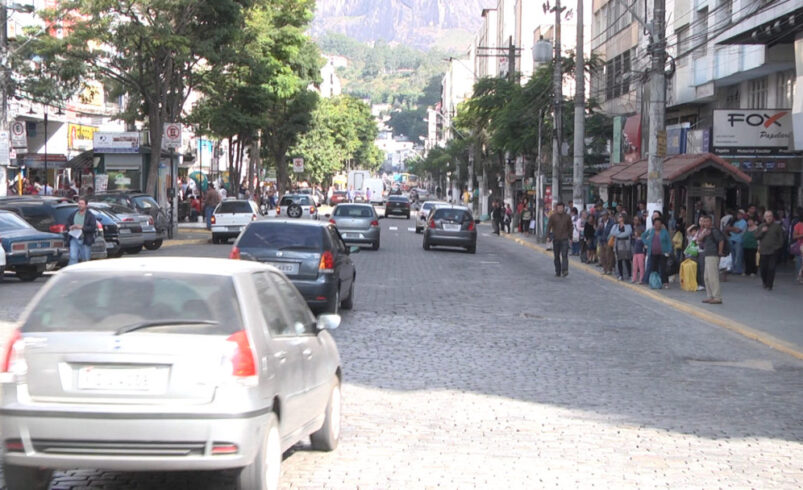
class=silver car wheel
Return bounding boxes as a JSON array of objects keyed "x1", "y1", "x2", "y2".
[
  {"x1": 264, "y1": 422, "x2": 281, "y2": 490},
  {"x1": 330, "y1": 383, "x2": 342, "y2": 442}
]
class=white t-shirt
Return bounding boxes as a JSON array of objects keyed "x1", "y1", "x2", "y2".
[{"x1": 219, "y1": 187, "x2": 227, "y2": 199}]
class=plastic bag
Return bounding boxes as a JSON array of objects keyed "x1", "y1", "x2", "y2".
[
  {"x1": 719, "y1": 254, "x2": 732, "y2": 271},
  {"x1": 649, "y1": 271, "x2": 662, "y2": 289},
  {"x1": 684, "y1": 240, "x2": 699, "y2": 257}
]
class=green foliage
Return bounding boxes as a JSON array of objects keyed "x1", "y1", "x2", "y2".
[
  {"x1": 387, "y1": 107, "x2": 426, "y2": 142},
  {"x1": 291, "y1": 95, "x2": 382, "y2": 183}
]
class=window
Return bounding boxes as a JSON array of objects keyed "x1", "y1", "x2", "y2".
[
  {"x1": 724, "y1": 85, "x2": 740, "y2": 108},
  {"x1": 217, "y1": 201, "x2": 254, "y2": 214},
  {"x1": 676, "y1": 26, "x2": 690, "y2": 66},
  {"x1": 604, "y1": 49, "x2": 633, "y2": 100},
  {"x1": 693, "y1": 8, "x2": 708, "y2": 58},
  {"x1": 776, "y1": 70, "x2": 795, "y2": 108},
  {"x1": 748, "y1": 77, "x2": 768, "y2": 109},
  {"x1": 253, "y1": 272, "x2": 292, "y2": 337},
  {"x1": 238, "y1": 223, "x2": 323, "y2": 250},
  {"x1": 334, "y1": 205, "x2": 374, "y2": 218},
  {"x1": 270, "y1": 273, "x2": 316, "y2": 335}
]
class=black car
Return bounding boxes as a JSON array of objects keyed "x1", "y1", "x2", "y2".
[
  {"x1": 231, "y1": 220, "x2": 358, "y2": 314},
  {"x1": 385, "y1": 195, "x2": 411, "y2": 219},
  {"x1": 89, "y1": 191, "x2": 168, "y2": 250},
  {"x1": 0, "y1": 198, "x2": 108, "y2": 264},
  {"x1": 0, "y1": 210, "x2": 66, "y2": 281},
  {"x1": 86, "y1": 206, "x2": 145, "y2": 257}
]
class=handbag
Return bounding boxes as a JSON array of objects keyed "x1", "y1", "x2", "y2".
[
  {"x1": 790, "y1": 240, "x2": 802, "y2": 256},
  {"x1": 607, "y1": 235, "x2": 615, "y2": 248}
]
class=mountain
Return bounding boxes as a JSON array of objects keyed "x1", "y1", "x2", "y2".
[{"x1": 312, "y1": 0, "x2": 497, "y2": 51}]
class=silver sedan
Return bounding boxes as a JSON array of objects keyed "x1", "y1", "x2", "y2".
[
  {"x1": 0, "y1": 257, "x2": 342, "y2": 490},
  {"x1": 327, "y1": 204, "x2": 382, "y2": 250}
]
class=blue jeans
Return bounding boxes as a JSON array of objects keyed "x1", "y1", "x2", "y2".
[
  {"x1": 69, "y1": 238, "x2": 91, "y2": 265},
  {"x1": 205, "y1": 206, "x2": 214, "y2": 229},
  {"x1": 731, "y1": 240, "x2": 744, "y2": 275}
]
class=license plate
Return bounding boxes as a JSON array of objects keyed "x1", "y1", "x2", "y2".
[
  {"x1": 343, "y1": 233, "x2": 361, "y2": 239},
  {"x1": 228, "y1": 226, "x2": 242, "y2": 232},
  {"x1": 443, "y1": 224, "x2": 461, "y2": 231},
  {"x1": 119, "y1": 228, "x2": 131, "y2": 234},
  {"x1": 29, "y1": 256, "x2": 48, "y2": 264},
  {"x1": 77, "y1": 366, "x2": 167, "y2": 392},
  {"x1": 266, "y1": 262, "x2": 300, "y2": 275},
  {"x1": 106, "y1": 242, "x2": 115, "y2": 249}
]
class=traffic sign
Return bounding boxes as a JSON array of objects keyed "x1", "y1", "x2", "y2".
[
  {"x1": 292, "y1": 157, "x2": 304, "y2": 173},
  {"x1": 10, "y1": 121, "x2": 26, "y2": 148},
  {"x1": 163, "y1": 123, "x2": 182, "y2": 149}
]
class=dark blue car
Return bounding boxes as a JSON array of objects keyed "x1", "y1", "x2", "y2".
[{"x1": 0, "y1": 210, "x2": 66, "y2": 282}]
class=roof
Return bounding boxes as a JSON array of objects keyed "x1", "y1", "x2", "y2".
[
  {"x1": 588, "y1": 163, "x2": 631, "y2": 185},
  {"x1": 62, "y1": 257, "x2": 272, "y2": 276},
  {"x1": 595, "y1": 153, "x2": 752, "y2": 185}
]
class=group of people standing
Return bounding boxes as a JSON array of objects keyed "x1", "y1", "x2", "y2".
[{"x1": 546, "y1": 200, "x2": 803, "y2": 304}]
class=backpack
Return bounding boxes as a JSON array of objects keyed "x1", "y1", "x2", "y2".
[{"x1": 649, "y1": 271, "x2": 662, "y2": 289}]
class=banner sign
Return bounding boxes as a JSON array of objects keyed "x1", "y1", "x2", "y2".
[
  {"x1": 68, "y1": 124, "x2": 97, "y2": 150},
  {"x1": 93, "y1": 132, "x2": 140, "y2": 153},
  {"x1": 713, "y1": 109, "x2": 793, "y2": 155}
]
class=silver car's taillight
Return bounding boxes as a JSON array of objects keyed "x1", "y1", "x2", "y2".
[{"x1": 1, "y1": 330, "x2": 27, "y2": 377}]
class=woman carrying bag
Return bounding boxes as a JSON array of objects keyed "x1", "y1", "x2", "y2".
[
  {"x1": 641, "y1": 216, "x2": 673, "y2": 288},
  {"x1": 610, "y1": 214, "x2": 633, "y2": 280}
]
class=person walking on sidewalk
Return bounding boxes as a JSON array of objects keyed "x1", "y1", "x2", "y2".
[
  {"x1": 503, "y1": 203, "x2": 513, "y2": 233},
  {"x1": 743, "y1": 217, "x2": 759, "y2": 277},
  {"x1": 203, "y1": 183, "x2": 221, "y2": 230},
  {"x1": 491, "y1": 200, "x2": 503, "y2": 235},
  {"x1": 755, "y1": 210, "x2": 785, "y2": 290},
  {"x1": 596, "y1": 211, "x2": 615, "y2": 275},
  {"x1": 611, "y1": 214, "x2": 633, "y2": 280},
  {"x1": 697, "y1": 215, "x2": 725, "y2": 304},
  {"x1": 547, "y1": 202, "x2": 573, "y2": 277},
  {"x1": 641, "y1": 216, "x2": 672, "y2": 288}
]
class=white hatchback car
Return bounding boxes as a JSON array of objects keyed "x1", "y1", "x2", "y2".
[
  {"x1": 277, "y1": 194, "x2": 318, "y2": 220},
  {"x1": 415, "y1": 201, "x2": 446, "y2": 233},
  {"x1": 211, "y1": 199, "x2": 261, "y2": 244}
]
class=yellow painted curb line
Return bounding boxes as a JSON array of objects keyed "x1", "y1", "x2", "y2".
[
  {"x1": 502, "y1": 233, "x2": 803, "y2": 361},
  {"x1": 161, "y1": 238, "x2": 210, "y2": 248}
]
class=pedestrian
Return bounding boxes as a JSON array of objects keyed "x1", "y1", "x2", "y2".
[
  {"x1": 611, "y1": 213, "x2": 633, "y2": 280},
  {"x1": 547, "y1": 202, "x2": 573, "y2": 277},
  {"x1": 347, "y1": 186, "x2": 354, "y2": 203},
  {"x1": 570, "y1": 207, "x2": 581, "y2": 256},
  {"x1": 755, "y1": 210, "x2": 785, "y2": 290},
  {"x1": 366, "y1": 186, "x2": 372, "y2": 203},
  {"x1": 491, "y1": 201, "x2": 503, "y2": 235},
  {"x1": 596, "y1": 210, "x2": 615, "y2": 275},
  {"x1": 66, "y1": 197, "x2": 97, "y2": 266},
  {"x1": 697, "y1": 215, "x2": 726, "y2": 304},
  {"x1": 584, "y1": 211, "x2": 597, "y2": 264},
  {"x1": 742, "y1": 217, "x2": 759, "y2": 277},
  {"x1": 218, "y1": 185, "x2": 227, "y2": 199},
  {"x1": 726, "y1": 209, "x2": 747, "y2": 275},
  {"x1": 641, "y1": 216, "x2": 672, "y2": 289},
  {"x1": 671, "y1": 222, "x2": 685, "y2": 280},
  {"x1": 203, "y1": 183, "x2": 220, "y2": 230},
  {"x1": 631, "y1": 216, "x2": 646, "y2": 283},
  {"x1": 503, "y1": 203, "x2": 512, "y2": 233},
  {"x1": 577, "y1": 210, "x2": 588, "y2": 262},
  {"x1": 791, "y1": 207, "x2": 803, "y2": 283}
]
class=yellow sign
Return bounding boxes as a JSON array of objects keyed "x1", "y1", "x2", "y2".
[
  {"x1": 656, "y1": 130, "x2": 667, "y2": 157},
  {"x1": 68, "y1": 124, "x2": 97, "y2": 150}
]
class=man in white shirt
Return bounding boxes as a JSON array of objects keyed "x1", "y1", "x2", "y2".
[{"x1": 219, "y1": 186, "x2": 228, "y2": 199}]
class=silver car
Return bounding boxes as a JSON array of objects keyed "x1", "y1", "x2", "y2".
[
  {"x1": 0, "y1": 257, "x2": 342, "y2": 490},
  {"x1": 278, "y1": 194, "x2": 318, "y2": 220},
  {"x1": 423, "y1": 205, "x2": 478, "y2": 254},
  {"x1": 328, "y1": 204, "x2": 382, "y2": 250}
]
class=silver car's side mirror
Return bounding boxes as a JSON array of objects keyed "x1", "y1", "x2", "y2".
[{"x1": 317, "y1": 314, "x2": 341, "y2": 331}]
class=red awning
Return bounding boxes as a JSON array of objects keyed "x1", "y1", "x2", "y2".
[
  {"x1": 588, "y1": 163, "x2": 631, "y2": 185},
  {"x1": 607, "y1": 153, "x2": 752, "y2": 185}
]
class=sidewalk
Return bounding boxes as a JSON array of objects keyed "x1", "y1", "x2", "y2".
[{"x1": 499, "y1": 229, "x2": 803, "y2": 360}]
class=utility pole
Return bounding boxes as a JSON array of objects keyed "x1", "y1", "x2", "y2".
[
  {"x1": 572, "y1": 0, "x2": 584, "y2": 212},
  {"x1": 647, "y1": 0, "x2": 667, "y2": 226},
  {"x1": 551, "y1": 0, "x2": 563, "y2": 210},
  {"x1": 1, "y1": 1, "x2": 9, "y2": 196}
]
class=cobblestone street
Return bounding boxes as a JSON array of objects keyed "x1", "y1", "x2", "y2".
[{"x1": 1, "y1": 220, "x2": 802, "y2": 488}]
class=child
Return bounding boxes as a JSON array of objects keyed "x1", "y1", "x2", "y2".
[{"x1": 631, "y1": 220, "x2": 646, "y2": 283}]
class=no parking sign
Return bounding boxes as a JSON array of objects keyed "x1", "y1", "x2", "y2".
[{"x1": 10, "y1": 121, "x2": 26, "y2": 148}]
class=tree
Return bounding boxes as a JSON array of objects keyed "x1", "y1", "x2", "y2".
[{"x1": 38, "y1": 0, "x2": 248, "y2": 196}]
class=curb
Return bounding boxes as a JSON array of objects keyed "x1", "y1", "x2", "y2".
[
  {"x1": 161, "y1": 238, "x2": 209, "y2": 248},
  {"x1": 501, "y1": 233, "x2": 803, "y2": 362}
]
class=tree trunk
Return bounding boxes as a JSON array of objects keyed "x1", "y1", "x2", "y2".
[
  {"x1": 145, "y1": 108, "x2": 162, "y2": 197},
  {"x1": 275, "y1": 153, "x2": 288, "y2": 196}
]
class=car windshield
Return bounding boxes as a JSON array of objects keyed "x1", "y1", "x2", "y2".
[
  {"x1": 334, "y1": 206, "x2": 374, "y2": 218},
  {"x1": 432, "y1": 209, "x2": 471, "y2": 223},
  {"x1": 239, "y1": 223, "x2": 323, "y2": 250},
  {"x1": 22, "y1": 271, "x2": 243, "y2": 335},
  {"x1": 217, "y1": 201, "x2": 253, "y2": 214},
  {"x1": 0, "y1": 212, "x2": 32, "y2": 232}
]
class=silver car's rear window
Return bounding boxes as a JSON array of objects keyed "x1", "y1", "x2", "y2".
[
  {"x1": 334, "y1": 206, "x2": 373, "y2": 218},
  {"x1": 22, "y1": 272, "x2": 243, "y2": 335},
  {"x1": 239, "y1": 223, "x2": 323, "y2": 250},
  {"x1": 432, "y1": 209, "x2": 471, "y2": 223}
]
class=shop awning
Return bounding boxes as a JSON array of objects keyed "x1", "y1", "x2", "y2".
[
  {"x1": 65, "y1": 150, "x2": 96, "y2": 171},
  {"x1": 608, "y1": 153, "x2": 752, "y2": 185}
]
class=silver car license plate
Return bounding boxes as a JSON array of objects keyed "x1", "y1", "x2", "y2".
[
  {"x1": 342, "y1": 232, "x2": 362, "y2": 239},
  {"x1": 267, "y1": 262, "x2": 300, "y2": 275},
  {"x1": 29, "y1": 256, "x2": 48, "y2": 264},
  {"x1": 119, "y1": 228, "x2": 131, "y2": 234},
  {"x1": 77, "y1": 366, "x2": 166, "y2": 392},
  {"x1": 443, "y1": 224, "x2": 461, "y2": 231}
]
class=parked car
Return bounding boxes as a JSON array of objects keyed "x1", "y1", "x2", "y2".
[
  {"x1": 423, "y1": 205, "x2": 478, "y2": 254},
  {"x1": 297, "y1": 188, "x2": 325, "y2": 206},
  {"x1": 415, "y1": 201, "x2": 446, "y2": 234},
  {"x1": 385, "y1": 195, "x2": 411, "y2": 219},
  {"x1": 87, "y1": 206, "x2": 145, "y2": 257},
  {"x1": 277, "y1": 194, "x2": 318, "y2": 220},
  {"x1": 329, "y1": 190, "x2": 348, "y2": 206},
  {"x1": 0, "y1": 199, "x2": 107, "y2": 264},
  {"x1": 0, "y1": 210, "x2": 66, "y2": 281},
  {"x1": 0, "y1": 257, "x2": 343, "y2": 490},
  {"x1": 211, "y1": 199, "x2": 261, "y2": 244},
  {"x1": 87, "y1": 201, "x2": 160, "y2": 250},
  {"x1": 328, "y1": 204, "x2": 382, "y2": 250},
  {"x1": 231, "y1": 220, "x2": 357, "y2": 314},
  {"x1": 89, "y1": 191, "x2": 168, "y2": 250}
]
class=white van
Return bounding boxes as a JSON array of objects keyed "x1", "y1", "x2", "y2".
[
  {"x1": 347, "y1": 170, "x2": 371, "y2": 194},
  {"x1": 364, "y1": 178, "x2": 385, "y2": 204}
]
